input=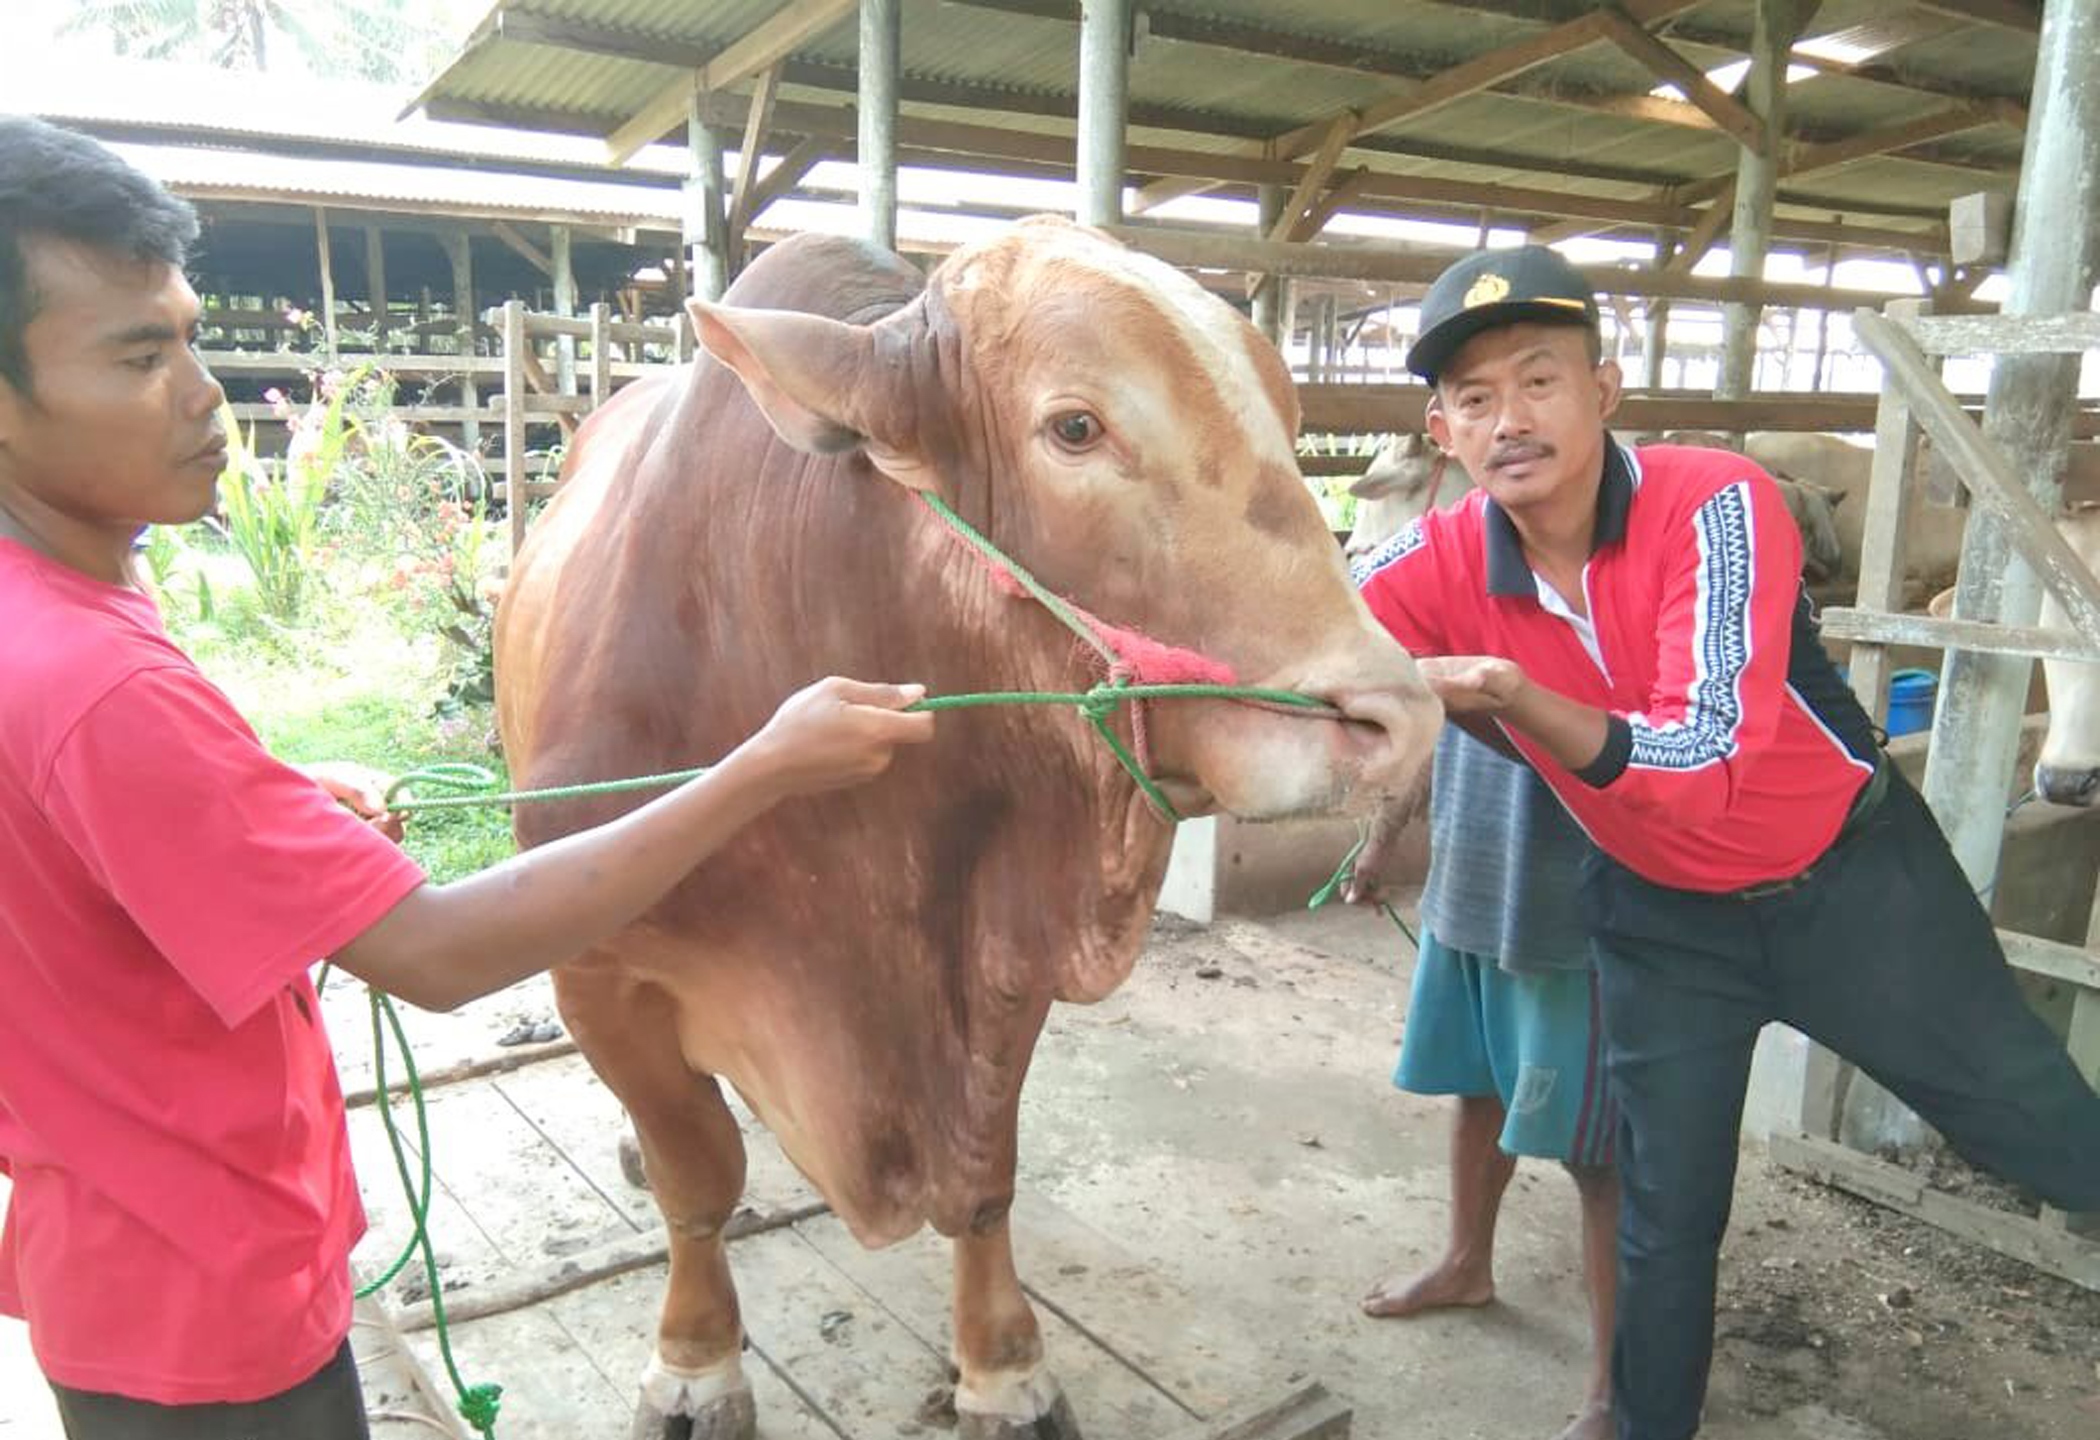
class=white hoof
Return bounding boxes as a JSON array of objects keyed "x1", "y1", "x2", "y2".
[{"x1": 631, "y1": 1354, "x2": 754, "y2": 1440}]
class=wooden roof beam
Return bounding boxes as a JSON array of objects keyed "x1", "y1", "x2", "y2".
[
  {"x1": 605, "y1": 0, "x2": 857, "y2": 166},
  {"x1": 1669, "y1": 101, "x2": 2007, "y2": 209},
  {"x1": 1098, "y1": 226, "x2": 1975, "y2": 313},
  {"x1": 1136, "y1": 0, "x2": 1707, "y2": 215},
  {"x1": 1591, "y1": 4, "x2": 1769, "y2": 156},
  {"x1": 1667, "y1": 180, "x2": 1740, "y2": 272},
  {"x1": 681, "y1": 90, "x2": 1951, "y2": 241},
  {"x1": 740, "y1": 134, "x2": 830, "y2": 222},
  {"x1": 1267, "y1": 115, "x2": 1357, "y2": 242},
  {"x1": 728, "y1": 62, "x2": 785, "y2": 237},
  {"x1": 1907, "y1": 0, "x2": 2041, "y2": 33},
  {"x1": 491, "y1": 221, "x2": 553, "y2": 275},
  {"x1": 1784, "y1": 104, "x2": 2004, "y2": 178}
]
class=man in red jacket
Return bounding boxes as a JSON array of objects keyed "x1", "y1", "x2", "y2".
[
  {"x1": 0, "y1": 116, "x2": 932, "y2": 1438},
  {"x1": 1353, "y1": 243, "x2": 2100, "y2": 1440}
]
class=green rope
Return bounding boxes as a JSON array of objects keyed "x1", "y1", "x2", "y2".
[
  {"x1": 1307, "y1": 829, "x2": 1418, "y2": 949},
  {"x1": 356, "y1": 987, "x2": 504, "y2": 1437},
  {"x1": 917, "y1": 492, "x2": 1114, "y2": 662},
  {"x1": 383, "y1": 683, "x2": 1336, "y2": 823}
]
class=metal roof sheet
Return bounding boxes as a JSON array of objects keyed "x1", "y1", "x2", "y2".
[{"x1": 392, "y1": 0, "x2": 2036, "y2": 253}]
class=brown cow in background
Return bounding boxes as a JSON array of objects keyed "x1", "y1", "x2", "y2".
[{"x1": 494, "y1": 217, "x2": 1441, "y2": 1440}]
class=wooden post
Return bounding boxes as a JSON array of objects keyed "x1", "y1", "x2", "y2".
[
  {"x1": 685, "y1": 90, "x2": 730, "y2": 303},
  {"x1": 362, "y1": 225, "x2": 388, "y2": 352},
  {"x1": 503, "y1": 300, "x2": 529, "y2": 558},
  {"x1": 858, "y1": 0, "x2": 900, "y2": 251},
  {"x1": 1075, "y1": 0, "x2": 1132, "y2": 227},
  {"x1": 1810, "y1": 240, "x2": 1840, "y2": 390},
  {"x1": 589, "y1": 301, "x2": 613, "y2": 412},
  {"x1": 1643, "y1": 232, "x2": 1672, "y2": 392},
  {"x1": 442, "y1": 230, "x2": 479, "y2": 449},
  {"x1": 312, "y1": 207, "x2": 339, "y2": 362},
  {"x1": 1250, "y1": 184, "x2": 1287, "y2": 345},
  {"x1": 1717, "y1": 0, "x2": 1797, "y2": 400},
  {"x1": 551, "y1": 224, "x2": 577, "y2": 395},
  {"x1": 1922, "y1": 0, "x2": 2100, "y2": 887}
]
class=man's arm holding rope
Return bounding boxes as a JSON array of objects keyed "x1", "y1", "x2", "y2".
[{"x1": 328, "y1": 678, "x2": 932, "y2": 1012}]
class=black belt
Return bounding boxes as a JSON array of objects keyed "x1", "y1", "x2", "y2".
[{"x1": 1730, "y1": 755, "x2": 1890, "y2": 901}]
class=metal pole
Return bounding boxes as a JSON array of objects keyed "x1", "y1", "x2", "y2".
[
  {"x1": 1075, "y1": 0, "x2": 1132, "y2": 227},
  {"x1": 858, "y1": 0, "x2": 900, "y2": 251},
  {"x1": 1718, "y1": 0, "x2": 1797, "y2": 400},
  {"x1": 685, "y1": 90, "x2": 729, "y2": 303},
  {"x1": 1250, "y1": 184, "x2": 1288, "y2": 345},
  {"x1": 1923, "y1": 0, "x2": 2100, "y2": 882}
]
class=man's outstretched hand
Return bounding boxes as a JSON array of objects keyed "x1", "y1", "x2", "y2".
[
  {"x1": 737, "y1": 677, "x2": 937, "y2": 798},
  {"x1": 302, "y1": 761, "x2": 407, "y2": 843}
]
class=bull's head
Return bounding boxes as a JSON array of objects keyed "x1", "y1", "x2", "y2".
[
  {"x1": 2037, "y1": 502, "x2": 2100, "y2": 806},
  {"x1": 688, "y1": 216, "x2": 1439, "y2": 820}
]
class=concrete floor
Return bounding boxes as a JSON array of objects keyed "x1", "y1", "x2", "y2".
[{"x1": 4, "y1": 904, "x2": 2096, "y2": 1440}]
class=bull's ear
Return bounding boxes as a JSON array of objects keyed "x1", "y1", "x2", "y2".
[
  {"x1": 687, "y1": 299, "x2": 935, "y2": 490},
  {"x1": 687, "y1": 300, "x2": 869, "y2": 454}
]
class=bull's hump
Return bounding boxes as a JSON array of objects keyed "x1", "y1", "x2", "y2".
[{"x1": 722, "y1": 230, "x2": 924, "y2": 322}]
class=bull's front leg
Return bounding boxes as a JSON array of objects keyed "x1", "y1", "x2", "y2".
[
  {"x1": 951, "y1": 1206, "x2": 1083, "y2": 1439},
  {"x1": 555, "y1": 965, "x2": 757, "y2": 1440}
]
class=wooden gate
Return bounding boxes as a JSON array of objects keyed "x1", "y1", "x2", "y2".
[{"x1": 1774, "y1": 302, "x2": 2100, "y2": 1289}]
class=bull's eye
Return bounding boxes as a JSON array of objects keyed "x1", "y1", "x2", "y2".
[{"x1": 1047, "y1": 410, "x2": 1104, "y2": 453}]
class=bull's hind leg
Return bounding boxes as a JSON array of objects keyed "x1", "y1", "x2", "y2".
[
  {"x1": 556, "y1": 965, "x2": 757, "y2": 1440},
  {"x1": 952, "y1": 1208, "x2": 1083, "y2": 1439}
]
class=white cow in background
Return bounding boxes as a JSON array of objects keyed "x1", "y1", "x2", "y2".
[
  {"x1": 1741, "y1": 432, "x2": 1970, "y2": 609},
  {"x1": 2035, "y1": 502, "x2": 2100, "y2": 806}
]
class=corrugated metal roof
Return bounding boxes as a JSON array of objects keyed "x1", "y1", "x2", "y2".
[
  {"x1": 394, "y1": 0, "x2": 2036, "y2": 253},
  {"x1": 106, "y1": 142, "x2": 686, "y2": 227}
]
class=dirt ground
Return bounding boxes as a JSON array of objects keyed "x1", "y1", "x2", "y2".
[
  {"x1": 2, "y1": 903, "x2": 2095, "y2": 1440},
  {"x1": 1007, "y1": 906, "x2": 2100, "y2": 1440}
]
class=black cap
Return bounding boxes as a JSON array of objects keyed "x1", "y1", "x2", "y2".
[{"x1": 1405, "y1": 245, "x2": 1599, "y2": 382}]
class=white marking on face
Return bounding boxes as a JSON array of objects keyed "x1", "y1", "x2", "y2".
[{"x1": 1049, "y1": 236, "x2": 1298, "y2": 472}]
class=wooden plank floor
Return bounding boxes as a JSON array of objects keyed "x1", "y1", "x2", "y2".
[{"x1": 348, "y1": 1050, "x2": 1320, "y2": 1439}]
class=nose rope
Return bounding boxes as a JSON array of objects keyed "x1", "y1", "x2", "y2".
[{"x1": 916, "y1": 490, "x2": 1341, "y2": 820}]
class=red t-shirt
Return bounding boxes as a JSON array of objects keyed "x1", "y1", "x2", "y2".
[
  {"x1": 0, "y1": 538, "x2": 426, "y2": 1403},
  {"x1": 1356, "y1": 442, "x2": 1881, "y2": 893}
]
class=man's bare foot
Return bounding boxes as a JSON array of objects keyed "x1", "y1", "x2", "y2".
[
  {"x1": 1359, "y1": 1260, "x2": 1495, "y2": 1318},
  {"x1": 1547, "y1": 1401, "x2": 1614, "y2": 1440}
]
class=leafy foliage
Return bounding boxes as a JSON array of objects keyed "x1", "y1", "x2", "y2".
[{"x1": 59, "y1": 0, "x2": 479, "y2": 84}]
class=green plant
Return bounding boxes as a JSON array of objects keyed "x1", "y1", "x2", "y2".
[
  {"x1": 138, "y1": 524, "x2": 218, "y2": 622},
  {"x1": 308, "y1": 370, "x2": 500, "y2": 717},
  {"x1": 208, "y1": 391, "x2": 341, "y2": 624}
]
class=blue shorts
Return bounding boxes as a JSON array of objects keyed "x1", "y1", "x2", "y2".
[{"x1": 1394, "y1": 930, "x2": 1616, "y2": 1166}]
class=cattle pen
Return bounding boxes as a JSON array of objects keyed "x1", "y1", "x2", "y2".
[{"x1": 8, "y1": 3, "x2": 2100, "y2": 1439}]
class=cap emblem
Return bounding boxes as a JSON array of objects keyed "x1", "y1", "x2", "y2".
[{"x1": 1463, "y1": 273, "x2": 1510, "y2": 308}]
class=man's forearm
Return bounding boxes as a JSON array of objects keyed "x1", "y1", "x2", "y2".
[
  {"x1": 1503, "y1": 679, "x2": 1614, "y2": 775},
  {"x1": 334, "y1": 753, "x2": 790, "y2": 1009}
]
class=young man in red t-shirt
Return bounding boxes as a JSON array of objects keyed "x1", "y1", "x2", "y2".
[
  {"x1": 1352, "y1": 244, "x2": 2100, "y2": 1440},
  {"x1": 0, "y1": 117, "x2": 934, "y2": 1438}
]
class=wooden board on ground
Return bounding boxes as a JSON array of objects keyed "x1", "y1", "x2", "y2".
[{"x1": 348, "y1": 1052, "x2": 1349, "y2": 1439}]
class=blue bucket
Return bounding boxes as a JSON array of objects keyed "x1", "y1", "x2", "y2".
[{"x1": 1887, "y1": 669, "x2": 1937, "y2": 736}]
